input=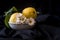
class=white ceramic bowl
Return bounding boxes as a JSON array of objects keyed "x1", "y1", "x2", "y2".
[{"x1": 8, "y1": 23, "x2": 34, "y2": 30}]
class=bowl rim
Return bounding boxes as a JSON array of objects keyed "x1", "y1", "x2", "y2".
[{"x1": 8, "y1": 22, "x2": 28, "y2": 25}]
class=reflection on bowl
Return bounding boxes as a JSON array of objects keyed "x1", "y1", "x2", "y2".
[{"x1": 8, "y1": 22, "x2": 34, "y2": 30}]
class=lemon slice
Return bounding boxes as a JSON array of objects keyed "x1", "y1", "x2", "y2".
[{"x1": 26, "y1": 18, "x2": 36, "y2": 26}]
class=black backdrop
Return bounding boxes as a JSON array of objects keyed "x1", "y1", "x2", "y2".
[
  {"x1": 0, "y1": 0, "x2": 50, "y2": 15},
  {"x1": 0, "y1": 0, "x2": 60, "y2": 40}
]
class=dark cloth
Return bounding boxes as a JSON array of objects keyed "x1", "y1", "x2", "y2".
[
  {"x1": 0, "y1": 14, "x2": 60, "y2": 40},
  {"x1": 0, "y1": 0, "x2": 60, "y2": 40}
]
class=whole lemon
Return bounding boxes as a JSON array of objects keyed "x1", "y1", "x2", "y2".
[
  {"x1": 22, "y1": 7, "x2": 37, "y2": 19},
  {"x1": 9, "y1": 13, "x2": 19, "y2": 23}
]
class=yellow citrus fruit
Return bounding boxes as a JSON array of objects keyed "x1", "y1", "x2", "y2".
[
  {"x1": 22, "y1": 7, "x2": 37, "y2": 19},
  {"x1": 9, "y1": 13, "x2": 19, "y2": 23}
]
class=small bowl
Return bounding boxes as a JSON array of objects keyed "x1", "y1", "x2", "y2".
[{"x1": 8, "y1": 23, "x2": 34, "y2": 30}]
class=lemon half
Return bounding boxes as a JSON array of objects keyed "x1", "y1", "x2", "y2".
[{"x1": 9, "y1": 13, "x2": 19, "y2": 23}]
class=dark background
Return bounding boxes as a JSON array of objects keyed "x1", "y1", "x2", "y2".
[
  {"x1": 0, "y1": 0, "x2": 50, "y2": 15},
  {"x1": 0, "y1": 0, "x2": 60, "y2": 40}
]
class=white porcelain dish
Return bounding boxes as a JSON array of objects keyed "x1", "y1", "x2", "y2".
[{"x1": 8, "y1": 22, "x2": 34, "y2": 30}]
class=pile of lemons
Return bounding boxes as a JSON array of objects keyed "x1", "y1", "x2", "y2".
[
  {"x1": 9, "y1": 7, "x2": 37, "y2": 23},
  {"x1": 5, "y1": 7, "x2": 37, "y2": 28}
]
